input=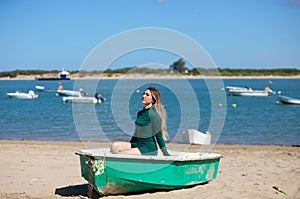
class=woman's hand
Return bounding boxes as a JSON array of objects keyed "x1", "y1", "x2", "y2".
[{"x1": 161, "y1": 147, "x2": 170, "y2": 156}]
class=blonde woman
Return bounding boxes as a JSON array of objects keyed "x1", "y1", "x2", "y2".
[{"x1": 110, "y1": 87, "x2": 170, "y2": 156}]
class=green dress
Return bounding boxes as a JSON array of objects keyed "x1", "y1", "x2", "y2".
[{"x1": 130, "y1": 107, "x2": 169, "y2": 156}]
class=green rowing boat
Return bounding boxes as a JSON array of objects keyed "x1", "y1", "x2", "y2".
[{"x1": 76, "y1": 148, "x2": 221, "y2": 196}]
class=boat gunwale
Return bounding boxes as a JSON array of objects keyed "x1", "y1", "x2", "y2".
[{"x1": 75, "y1": 148, "x2": 222, "y2": 162}]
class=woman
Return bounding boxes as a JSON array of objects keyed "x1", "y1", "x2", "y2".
[{"x1": 110, "y1": 87, "x2": 170, "y2": 156}]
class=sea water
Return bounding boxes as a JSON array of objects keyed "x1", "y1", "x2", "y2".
[{"x1": 0, "y1": 78, "x2": 299, "y2": 145}]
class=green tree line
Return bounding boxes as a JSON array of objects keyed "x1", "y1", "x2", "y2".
[
  {"x1": 0, "y1": 69, "x2": 77, "y2": 78},
  {"x1": 1, "y1": 67, "x2": 300, "y2": 78}
]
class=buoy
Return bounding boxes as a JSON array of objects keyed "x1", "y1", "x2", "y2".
[
  {"x1": 276, "y1": 101, "x2": 280, "y2": 105},
  {"x1": 136, "y1": 89, "x2": 140, "y2": 93},
  {"x1": 218, "y1": 103, "x2": 222, "y2": 108},
  {"x1": 232, "y1": 103, "x2": 237, "y2": 108}
]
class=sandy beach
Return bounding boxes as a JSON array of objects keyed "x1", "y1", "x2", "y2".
[{"x1": 0, "y1": 140, "x2": 299, "y2": 199}]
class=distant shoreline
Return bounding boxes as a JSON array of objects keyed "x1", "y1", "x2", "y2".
[{"x1": 1, "y1": 74, "x2": 300, "y2": 80}]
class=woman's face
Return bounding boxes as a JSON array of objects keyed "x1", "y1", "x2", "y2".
[{"x1": 141, "y1": 89, "x2": 153, "y2": 106}]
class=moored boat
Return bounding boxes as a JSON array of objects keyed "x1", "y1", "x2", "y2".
[
  {"x1": 37, "y1": 69, "x2": 70, "y2": 81},
  {"x1": 7, "y1": 90, "x2": 38, "y2": 99},
  {"x1": 228, "y1": 89, "x2": 271, "y2": 97},
  {"x1": 56, "y1": 89, "x2": 82, "y2": 97},
  {"x1": 62, "y1": 93, "x2": 105, "y2": 104},
  {"x1": 227, "y1": 85, "x2": 274, "y2": 97},
  {"x1": 35, "y1": 85, "x2": 56, "y2": 92},
  {"x1": 76, "y1": 148, "x2": 221, "y2": 196},
  {"x1": 278, "y1": 95, "x2": 300, "y2": 105},
  {"x1": 63, "y1": 96, "x2": 100, "y2": 104},
  {"x1": 225, "y1": 86, "x2": 248, "y2": 91}
]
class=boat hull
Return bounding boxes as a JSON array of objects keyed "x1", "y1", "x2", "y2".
[
  {"x1": 56, "y1": 90, "x2": 81, "y2": 97},
  {"x1": 35, "y1": 86, "x2": 56, "y2": 92},
  {"x1": 7, "y1": 91, "x2": 38, "y2": 99},
  {"x1": 229, "y1": 90, "x2": 270, "y2": 97},
  {"x1": 226, "y1": 86, "x2": 248, "y2": 91},
  {"x1": 63, "y1": 96, "x2": 100, "y2": 104},
  {"x1": 37, "y1": 77, "x2": 70, "y2": 81},
  {"x1": 278, "y1": 95, "x2": 300, "y2": 105},
  {"x1": 76, "y1": 149, "x2": 221, "y2": 196}
]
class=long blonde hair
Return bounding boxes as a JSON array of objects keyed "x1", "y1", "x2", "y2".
[{"x1": 147, "y1": 87, "x2": 168, "y2": 140}]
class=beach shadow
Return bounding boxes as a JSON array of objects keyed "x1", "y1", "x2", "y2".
[
  {"x1": 54, "y1": 183, "x2": 165, "y2": 198},
  {"x1": 55, "y1": 184, "x2": 87, "y2": 197},
  {"x1": 55, "y1": 182, "x2": 208, "y2": 198},
  {"x1": 55, "y1": 184, "x2": 100, "y2": 198}
]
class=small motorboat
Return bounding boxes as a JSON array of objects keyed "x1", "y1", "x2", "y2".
[
  {"x1": 76, "y1": 148, "x2": 221, "y2": 196},
  {"x1": 225, "y1": 86, "x2": 249, "y2": 91},
  {"x1": 63, "y1": 93, "x2": 105, "y2": 104},
  {"x1": 228, "y1": 89, "x2": 271, "y2": 97},
  {"x1": 63, "y1": 96, "x2": 100, "y2": 104},
  {"x1": 278, "y1": 95, "x2": 300, "y2": 105},
  {"x1": 56, "y1": 89, "x2": 82, "y2": 97},
  {"x1": 35, "y1": 85, "x2": 56, "y2": 92},
  {"x1": 226, "y1": 85, "x2": 275, "y2": 97},
  {"x1": 7, "y1": 90, "x2": 38, "y2": 99}
]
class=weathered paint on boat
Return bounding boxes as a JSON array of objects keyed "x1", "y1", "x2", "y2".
[{"x1": 76, "y1": 149, "x2": 221, "y2": 196}]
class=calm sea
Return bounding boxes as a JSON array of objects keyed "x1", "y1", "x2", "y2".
[{"x1": 0, "y1": 78, "x2": 299, "y2": 146}]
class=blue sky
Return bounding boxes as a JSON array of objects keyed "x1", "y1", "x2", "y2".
[{"x1": 0, "y1": 0, "x2": 300, "y2": 71}]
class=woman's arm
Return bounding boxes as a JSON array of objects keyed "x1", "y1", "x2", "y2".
[
  {"x1": 155, "y1": 132, "x2": 170, "y2": 156},
  {"x1": 150, "y1": 109, "x2": 170, "y2": 156}
]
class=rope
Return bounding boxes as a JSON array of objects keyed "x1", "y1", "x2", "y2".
[
  {"x1": 87, "y1": 158, "x2": 94, "y2": 198},
  {"x1": 87, "y1": 155, "x2": 106, "y2": 198}
]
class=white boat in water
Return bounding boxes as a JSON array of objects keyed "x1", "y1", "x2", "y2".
[
  {"x1": 56, "y1": 89, "x2": 82, "y2": 97},
  {"x1": 63, "y1": 93, "x2": 105, "y2": 104},
  {"x1": 225, "y1": 86, "x2": 249, "y2": 91},
  {"x1": 63, "y1": 96, "x2": 100, "y2": 104},
  {"x1": 278, "y1": 95, "x2": 300, "y2": 105},
  {"x1": 7, "y1": 90, "x2": 38, "y2": 99},
  {"x1": 35, "y1": 85, "x2": 56, "y2": 92},
  {"x1": 227, "y1": 86, "x2": 273, "y2": 97},
  {"x1": 228, "y1": 89, "x2": 271, "y2": 97}
]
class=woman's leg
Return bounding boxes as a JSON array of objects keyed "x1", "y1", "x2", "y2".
[
  {"x1": 118, "y1": 147, "x2": 141, "y2": 155},
  {"x1": 110, "y1": 141, "x2": 131, "y2": 154},
  {"x1": 110, "y1": 141, "x2": 141, "y2": 155}
]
